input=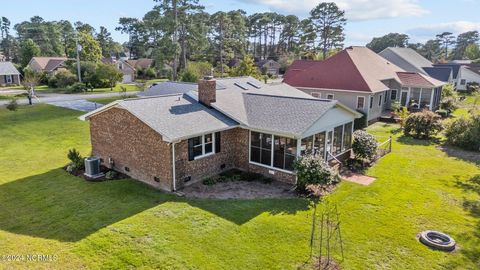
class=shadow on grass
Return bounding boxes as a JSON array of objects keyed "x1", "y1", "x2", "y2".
[
  {"x1": 396, "y1": 135, "x2": 440, "y2": 146},
  {"x1": 0, "y1": 168, "x2": 309, "y2": 242},
  {"x1": 445, "y1": 174, "x2": 480, "y2": 268},
  {"x1": 438, "y1": 145, "x2": 480, "y2": 166}
]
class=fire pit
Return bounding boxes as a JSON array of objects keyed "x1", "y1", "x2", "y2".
[{"x1": 419, "y1": 230, "x2": 456, "y2": 252}]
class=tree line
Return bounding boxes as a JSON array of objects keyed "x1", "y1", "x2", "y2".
[{"x1": 366, "y1": 31, "x2": 480, "y2": 63}]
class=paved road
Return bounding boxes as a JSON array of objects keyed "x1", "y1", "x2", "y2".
[
  {"x1": 0, "y1": 91, "x2": 139, "y2": 106},
  {"x1": 47, "y1": 100, "x2": 105, "y2": 112}
]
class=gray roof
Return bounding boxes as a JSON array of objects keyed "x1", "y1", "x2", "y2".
[
  {"x1": 243, "y1": 93, "x2": 336, "y2": 136},
  {"x1": 379, "y1": 47, "x2": 433, "y2": 75},
  {"x1": 139, "y1": 81, "x2": 198, "y2": 97},
  {"x1": 423, "y1": 67, "x2": 452, "y2": 82},
  {"x1": 93, "y1": 94, "x2": 237, "y2": 142},
  {"x1": 0, "y1": 62, "x2": 20, "y2": 76}
]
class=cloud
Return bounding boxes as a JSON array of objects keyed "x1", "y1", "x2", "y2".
[
  {"x1": 237, "y1": 0, "x2": 428, "y2": 20},
  {"x1": 407, "y1": 21, "x2": 480, "y2": 41}
]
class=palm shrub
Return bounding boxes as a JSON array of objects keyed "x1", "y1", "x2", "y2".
[
  {"x1": 440, "y1": 96, "x2": 458, "y2": 113},
  {"x1": 403, "y1": 110, "x2": 442, "y2": 139},
  {"x1": 397, "y1": 107, "x2": 410, "y2": 127},
  {"x1": 445, "y1": 113, "x2": 480, "y2": 151},
  {"x1": 67, "y1": 148, "x2": 84, "y2": 170},
  {"x1": 352, "y1": 130, "x2": 378, "y2": 163},
  {"x1": 294, "y1": 155, "x2": 336, "y2": 191}
]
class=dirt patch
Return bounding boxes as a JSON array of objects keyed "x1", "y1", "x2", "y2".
[
  {"x1": 181, "y1": 180, "x2": 296, "y2": 199},
  {"x1": 340, "y1": 170, "x2": 376, "y2": 186}
]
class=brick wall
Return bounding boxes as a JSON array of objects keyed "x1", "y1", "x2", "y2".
[{"x1": 90, "y1": 107, "x2": 173, "y2": 191}]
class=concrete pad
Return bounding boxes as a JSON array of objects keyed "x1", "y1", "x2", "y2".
[{"x1": 341, "y1": 171, "x2": 376, "y2": 186}]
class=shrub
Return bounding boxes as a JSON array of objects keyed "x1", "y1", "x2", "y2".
[
  {"x1": 467, "y1": 82, "x2": 480, "y2": 93},
  {"x1": 202, "y1": 177, "x2": 217, "y2": 186},
  {"x1": 354, "y1": 110, "x2": 367, "y2": 130},
  {"x1": 105, "y1": 170, "x2": 118, "y2": 180},
  {"x1": 67, "y1": 148, "x2": 84, "y2": 169},
  {"x1": 352, "y1": 130, "x2": 378, "y2": 162},
  {"x1": 440, "y1": 96, "x2": 458, "y2": 112},
  {"x1": 445, "y1": 113, "x2": 480, "y2": 151},
  {"x1": 66, "y1": 164, "x2": 76, "y2": 174},
  {"x1": 66, "y1": 82, "x2": 87, "y2": 93},
  {"x1": 6, "y1": 99, "x2": 18, "y2": 111},
  {"x1": 55, "y1": 70, "x2": 77, "y2": 88},
  {"x1": 47, "y1": 75, "x2": 58, "y2": 88},
  {"x1": 441, "y1": 83, "x2": 457, "y2": 98},
  {"x1": 239, "y1": 171, "x2": 263, "y2": 182},
  {"x1": 145, "y1": 67, "x2": 157, "y2": 79},
  {"x1": 397, "y1": 107, "x2": 410, "y2": 127},
  {"x1": 404, "y1": 110, "x2": 442, "y2": 139},
  {"x1": 294, "y1": 155, "x2": 336, "y2": 191},
  {"x1": 435, "y1": 109, "x2": 449, "y2": 118},
  {"x1": 390, "y1": 101, "x2": 401, "y2": 113}
]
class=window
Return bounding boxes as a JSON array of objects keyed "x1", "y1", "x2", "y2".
[
  {"x1": 370, "y1": 96, "x2": 374, "y2": 109},
  {"x1": 326, "y1": 94, "x2": 334, "y2": 100},
  {"x1": 251, "y1": 131, "x2": 297, "y2": 171},
  {"x1": 6, "y1": 75, "x2": 12, "y2": 83},
  {"x1": 384, "y1": 92, "x2": 388, "y2": 103},
  {"x1": 460, "y1": 79, "x2": 466, "y2": 85},
  {"x1": 391, "y1": 90, "x2": 397, "y2": 100},
  {"x1": 332, "y1": 126, "x2": 343, "y2": 155},
  {"x1": 188, "y1": 133, "x2": 216, "y2": 160},
  {"x1": 356, "y1": 96, "x2": 365, "y2": 109},
  {"x1": 301, "y1": 136, "x2": 314, "y2": 155},
  {"x1": 311, "y1": 92, "x2": 321, "y2": 98},
  {"x1": 273, "y1": 136, "x2": 297, "y2": 171},
  {"x1": 313, "y1": 132, "x2": 326, "y2": 158},
  {"x1": 342, "y1": 122, "x2": 353, "y2": 151},
  {"x1": 250, "y1": 132, "x2": 272, "y2": 166},
  {"x1": 378, "y1": 95, "x2": 382, "y2": 106}
]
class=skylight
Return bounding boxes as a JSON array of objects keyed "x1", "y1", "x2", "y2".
[
  {"x1": 234, "y1": 82, "x2": 249, "y2": 90},
  {"x1": 247, "y1": 81, "x2": 261, "y2": 89}
]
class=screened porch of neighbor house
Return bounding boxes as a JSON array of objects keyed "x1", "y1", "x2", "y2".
[
  {"x1": 398, "y1": 87, "x2": 442, "y2": 111},
  {"x1": 248, "y1": 121, "x2": 354, "y2": 173}
]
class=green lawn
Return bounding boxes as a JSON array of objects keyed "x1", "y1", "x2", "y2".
[
  {"x1": 135, "y1": 78, "x2": 168, "y2": 84},
  {"x1": 0, "y1": 105, "x2": 478, "y2": 269},
  {"x1": 87, "y1": 95, "x2": 137, "y2": 105},
  {"x1": 34, "y1": 83, "x2": 140, "y2": 94}
]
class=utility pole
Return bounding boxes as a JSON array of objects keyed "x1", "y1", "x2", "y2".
[
  {"x1": 172, "y1": 0, "x2": 178, "y2": 81},
  {"x1": 75, "y1": 33, "x2": 82, "y2": 83}
]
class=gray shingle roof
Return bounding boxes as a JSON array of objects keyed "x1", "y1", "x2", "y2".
[
  {"x1": 243, "y1": 93, "x2": 336, "y2": 136},
  {"x1": 423, "y1": 67, "x2": 452, "y2": 82},
  {"x1": 139, "y1": 81, "x2": 198, "y2": 97},
  {"x1": 0, "y1": 62, "x2": 20, "y2": 76},
  {"x1": 380, "y1": 47, "x2": 433, "y2": 73},
  {"x1": 116, "y1": 94, "x2": 238, "y2": 141}
]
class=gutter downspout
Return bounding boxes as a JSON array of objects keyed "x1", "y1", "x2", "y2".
[{"x1": 172, "y1": 142, "x2": 176, "y2": 191}]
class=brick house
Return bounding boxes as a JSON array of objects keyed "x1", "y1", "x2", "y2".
[
  {"x1": 81, "y1": 77, "x2": 361, "y2": 191},
  {"x1": 28, "y1": 57, "x2": 69, "y2": 75},
  {"x1": 0, "y1": 62, "x2": 21, "y2": 86}
]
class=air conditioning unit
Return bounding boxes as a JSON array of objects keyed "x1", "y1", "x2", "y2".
[{"x1": 84, "y1": 157, "x2": 104, "y2": 179}]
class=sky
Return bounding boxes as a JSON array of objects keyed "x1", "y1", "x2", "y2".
[{"x1": 1, "y1": 0, "x2": 480, "y2": 46}]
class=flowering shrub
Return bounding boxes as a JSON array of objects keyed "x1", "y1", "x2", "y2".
[
  {"x1": 445, "y1": 113, "x2": 480, "y2": 151},
  {"x1": 352, "y1": 130, "x2": 378, "y2": 162},
  {"x1": 294, "y1": 155, "x2": 336, "y2": 191},
  {"x1": 404, "y1": 110, "x2": 442, "y2": 139}
]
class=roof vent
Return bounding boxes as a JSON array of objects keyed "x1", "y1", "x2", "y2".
[
  {"x1": 234, "y1": 82, "x2": 249, "y2": 90},
  {"x1": 247, "y1": 81, "x2": 262, "y2": 89}
]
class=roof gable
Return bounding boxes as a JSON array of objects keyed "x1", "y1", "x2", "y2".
[
  {"x1": 380, "y1": 47, "x2": 433, "y2": 73},
  {"x1": 0, "y1": 62, "x2": 20, "y2": 76}
]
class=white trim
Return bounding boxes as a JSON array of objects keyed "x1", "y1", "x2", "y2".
[
  {"x1": 310, "y1": 92, "x2": 322, "y2": 98},
  {"x1": 172, "y1": 142, "x2": 176, "y2": 191},
  {"x1": 390, "y1": 89, "x2": 398, "y2": 100},
  {"x1": 356, "y1": 96, "x2": 365, "y2": 110},
  {"x1": 191, "y1": 133, "x2": 215, "y2": 160},
  {"x1": 249, "y1": 161, "x2": 297, "y2": 175},
  {"x1": 297, "y1": 86, "x2": 388, "y2": 94},
  {"x1": 378, "y1": 94, "x2": 383, "y2": 107}
]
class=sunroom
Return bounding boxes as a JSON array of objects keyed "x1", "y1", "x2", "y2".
[
  {"x1": 248, "y1": 121, "x2": 355, "y2": 173},
  {"x1": 395, "y1": 72, "x2": 445, "y2": 111}
]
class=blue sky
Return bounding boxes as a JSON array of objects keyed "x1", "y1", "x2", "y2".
[{"x1": 1, "y1": 0, "x2": 479, "y2": 45}]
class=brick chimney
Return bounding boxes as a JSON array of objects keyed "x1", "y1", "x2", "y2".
[{"x1": 198, "y1": 76, "x2": 216, "y2": 107}]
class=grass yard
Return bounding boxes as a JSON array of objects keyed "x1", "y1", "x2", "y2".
[
  {"x1": 34, "y1": 83, "x2": 140, "y2": 94},
  {"x1": 0, "y1": 104, "x2": 479, "y2": 269},
  {"x1": 87, "y1": 95, "x2": 137, "y2": 105}
]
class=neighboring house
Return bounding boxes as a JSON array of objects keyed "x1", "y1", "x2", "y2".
[
  {"x1": 0, "y1": 62, "x2": 21, "y2": 86},
  {"x1": 102, "y1": 57, "x2": 136, "y2": 83},
  {"x1": 228, "y1": 59, "x2": 242, "y2": 69},
  {"x1": 379, "y1": 47, "x2": 453, "y2": 83},
  {"x1": 126, "y1": 58, "x2": 154, "y2": 70},
  {"x1": 139, "y1": 81, "x2": 198, "y2": 97},
  {"x1": 80, "y1": 76, "x2": 361, "y2": 191},
  {"x1": 256, "y1": 59, "x2": 280, "y2": 75},
  {"x1": 434, "y1": 63, "x2": 480, "y2": 91},
  {"x1": 283, "y1": 46, "x2": 445, "y2": 123},
  {"x1": 28, "y1": 57, "x2": 69, "y2": 75}
]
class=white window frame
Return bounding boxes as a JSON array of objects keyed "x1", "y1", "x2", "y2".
[
  {"x1": 326, "y1": 93, "x2": 334, "y2": 100},
  {"x1": 356, "y1": 96, "x2": 365, "y2": 110},
  {"x1": 6, "y1": 75, "x2": 12, "y2": 84},
  {"x1": 390, "y1": 89, "x2": 398, "y2": 100},
  {"x1": 378, "y1": 94, "x2": 382, "y2": 107},
  {"x1": 193, "y1": 133, "x2": 215, "y2": 160},
  {"x1": 311, "y1": 92, "x2": 321, "y2": 98},
  {"x1": 248, "y1": 131, "x2": 296, "y2": 174},
  {"x1": 369, "y1": 96, "x2": 374, "y2": 109}
]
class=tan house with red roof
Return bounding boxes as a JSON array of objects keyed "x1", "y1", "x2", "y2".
[
  {"x1": 28, "y1": 57, "x2": 69, "y2": 75},
  {"x1": 284, "y1": 46, "x2": 445, "y2": 123}
]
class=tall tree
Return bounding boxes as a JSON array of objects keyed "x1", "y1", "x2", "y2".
[
  {"x1": 417, "y1": 39, "x2": 442, "y2": 63},
  {"x1": 0, "y1": 17, "x2": 12, "y2": 60},
  {"x1": 19, "y1": 38, "x2": 40, "y2": 67},
  {"x1": 309, "y1": 2, "x2": 346, "y2": 59},
  {"x1": 464, "y1": 43, "x2": 480, "y2": 60},
  {"x1": 78, "y1": 31, "x2": 102, "y2": 62},
  {"x1": 453, "y1": 31, "x2": 479, "y2": 59},
  {"x1": 366, "y1": 33, "x2": 410, "y2": 53},
  {"x1": 436, "y1": 32, "x2": 455, "y2": 59}
]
